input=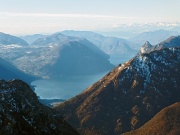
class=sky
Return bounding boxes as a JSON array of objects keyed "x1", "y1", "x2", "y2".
[{"x1": 0, "y1": 0, "x2": 180, "y2": 35}]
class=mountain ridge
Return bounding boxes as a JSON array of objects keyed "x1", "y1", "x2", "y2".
[
  {"x1": 0, "y1": 33, "x2": 114, "y2": 78},
  {"x1": 129, "y1": 29, "x2": 179, "y2": 46},
  {"x1": 140, "y1": 36, "x2": 180, "y2": 54},
  {"x1": 20, "y1": 34, "x2": 47, "y2": 44},
  {"x1": 55, "y1": 36, "x2": 180, "y2": 135},
  {"x1": 0, "y1": 32, "x2": 28, "y2": 46},
  {"x1": 62, "y1": 30, "x2": 137, "y2": 55}
]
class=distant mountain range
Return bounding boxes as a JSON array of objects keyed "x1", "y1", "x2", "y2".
[
  {"x1": 32, "y1": 33, "x2": 109, "y2": 59},
  {"x1": 62, "y1": 30, "x2": 137, "y2": 65},
  {"x1": 19, "y1": 30, "x2": 179, "y2": 65},
  {"x1": 123, "y1": 102, "x2": 180, "y2": 135},
  {"x1": 129, "y1": 29, "x2": 179, "y2": 49},
  {"x1": 32, "y1": 33, "x2": 114, "y2": 77},
  {"x1": 0, "y1": 57, "x2": 36, "y2": 83},
  {"x1": 55, "y1": 36, "x2": 180, "y2": 135},
  {"x1": 20, "y1": 34, "x2": 47, "y2": 44},
  {"x1": 62, "y1": 30, "x2": 137, "y2": 55},
  {"x1": 101, "y1": 22, "x2": 180, "y2": 38},
  {"x1": 0, "y1": 79, "x2": 78, "y2": 135},
  {"x1": 0, "y1": 32, "x2": 28, "y2": 46},
  {"x1": 22, "y1": 30, "x2": 136, "y2": 57},
  {"x1": 0, "y1": 33, "x2": 114, "y2": 78}
]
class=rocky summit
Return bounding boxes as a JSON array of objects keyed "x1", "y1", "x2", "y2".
[
  {"x1": 55, "y1": 37, "x2": 180, "y2": 135},
  {"x1": 140, "y1": 36, "x2": 180, "y2": 54},
  {"x1": 0, "y1": 79, "x2": 79, "y2": 135}
]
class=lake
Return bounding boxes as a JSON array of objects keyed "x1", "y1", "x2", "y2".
[
  {"x1": 31, "y1": 55, "x2": 133, "y2": 100},
  {"x1": 31, "y1": 72, "x2": 108, "y2": 100}
]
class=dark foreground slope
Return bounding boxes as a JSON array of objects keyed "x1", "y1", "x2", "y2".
[
  {"x1": 123, "y1": 102, "x2": 180, "y2": 135},
  {"x1": 0, "y1": 80, "x2": 79, "y2": 135},
  {"x1": 55, "y1": 37, "x2": 180, "y2": 135}
]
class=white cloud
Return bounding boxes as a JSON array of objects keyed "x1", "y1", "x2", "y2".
[
  {"x1": 0, "y1": 12, "x2": 140, "y2": 20},
  {"x1": 1, "y1": 12, "x2": 179, "y2": 35},
  {"x1": 2, "y1": 11, "x2": 176, "y2": 23}
]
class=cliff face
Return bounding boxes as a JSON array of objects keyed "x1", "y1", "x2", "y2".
[
  {"x1": 55, "y1": 43, "x2": 180, "y2": 134},
  {"x1": 0, "y1": 79, "x2": 79, "y2": 135}
]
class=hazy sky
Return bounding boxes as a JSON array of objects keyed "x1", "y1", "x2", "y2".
[{"x1": 0, "y1": 0, "x2": 180, "y2": 35}]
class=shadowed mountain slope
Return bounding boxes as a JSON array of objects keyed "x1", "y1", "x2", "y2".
[
  {"x1": 30, "y1": 33, "x2": 114, "y2": 77},
  {"x1": 0, "y1": 57, "x2": 36, "y2": 83},
  {"x1": 0, "y1": 79, "x2": 79, "y2": 135},
  {"x1": 123, "y1": 102, "x2": 180, "y2": 135}
]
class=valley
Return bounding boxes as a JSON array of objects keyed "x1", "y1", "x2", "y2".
[
  {"x1": 1, "y1": 1, "x2": 180, "y2": 134},
  {"x1": 0, "y1": 30, "x2": 179, "y2": 135},
  {"x1": 0, "y1": 31, "x2": 136, "y2": 100}
]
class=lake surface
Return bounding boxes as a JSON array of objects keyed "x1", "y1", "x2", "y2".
[
  {"x1": 32, "y1": 72, "x2": 108, "y2": 100},
  {"x1": 32, "y1": 55, "x2": 133, "y2": 100}
]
